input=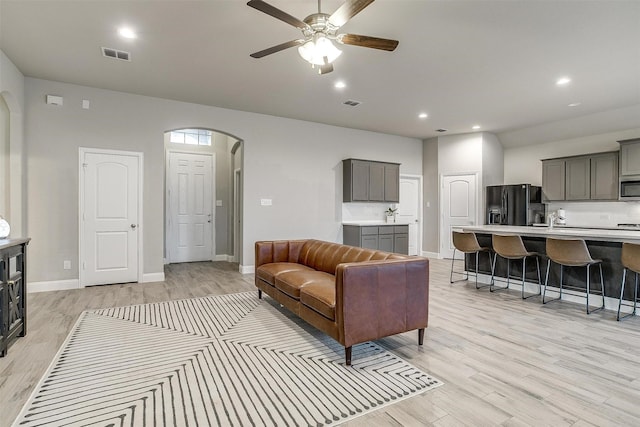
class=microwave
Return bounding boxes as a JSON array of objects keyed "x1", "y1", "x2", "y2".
[{"x1": 620, "y1": 180, "x2": 640, "y2": 199}]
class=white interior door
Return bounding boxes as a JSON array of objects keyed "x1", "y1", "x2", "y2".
[
  {"x1": 80, "y1": 149, "x2": 142, "y2": 287},
  {"x1": 440, "y1": 174, "x2": 478, "y2": 259},
  {"x1": 168, "y1": 152, "x2": 214, "y2": 263},
  {"x1": 398, "y1": 176, "x2": 421, "y2": 256}
]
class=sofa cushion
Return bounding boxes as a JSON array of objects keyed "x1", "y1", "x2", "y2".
[
  {"x1": 275, "y1": 270, "x2": 334, "y2": 300},
  {"x1": 300, "y1": 281, "x2": 336, "y2": 321},
  {"x1": 256, "y1": 262, "x2": 313, "y2": 285}
]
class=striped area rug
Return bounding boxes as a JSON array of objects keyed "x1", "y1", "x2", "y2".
[{"x1": 14, "y1": 292, "x2": 442, "y2": 426}]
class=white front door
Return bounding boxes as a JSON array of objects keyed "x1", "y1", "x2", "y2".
[
  {"x1": 80, "y1": 149, "x2": 142, "y2": 287},
  {"x1": 168, "y1": 152, "x2": 214, "y2": 263},
  {"x1": 398, "y1": 176, "x2": 422, "y2": 256},
  {"x1": 440, "y1": 174, "x2": 478, "y2": 259}
]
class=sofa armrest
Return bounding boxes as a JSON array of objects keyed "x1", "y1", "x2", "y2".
[
  {"x1": 255, "y1": 240, "x2": 309, "y2": 268},
  {"x1": 335, "y1": 258, "x2": 429, "y2": 347}
]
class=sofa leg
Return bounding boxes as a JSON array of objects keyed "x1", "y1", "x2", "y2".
[
  {"x1": 345, "y1": 346, "x2": 352, "y2": 366},
  {"x1": 258, "y1": 289, "x2": 262, "y2": 299},
  {"x1": 418, "y1": 328, "x2": 425, "y2": 345}
]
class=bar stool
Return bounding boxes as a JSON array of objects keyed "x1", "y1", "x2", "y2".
[
  {"x1": 490, "y1": 234, "x2": 541, "y2": 299},
  {"x1": 543, "y1": 237, "x2": 604, "y2": 314},
  {"x1": 450, "y1": 231, "x2": 492, "y2": 289},
  {"x1": 617, "y1": 242, "x2": 640, "y2": 321}
]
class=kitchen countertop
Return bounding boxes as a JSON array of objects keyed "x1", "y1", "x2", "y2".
[
  {"x1": 460, "y1": 224, "x2": 640, "y2": 243},
  {"x1": 342, "y1": 221, "x2": 411, "y2": 226}
]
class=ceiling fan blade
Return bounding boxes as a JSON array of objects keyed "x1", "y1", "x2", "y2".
[
  {"x1": 328, "y1": 0, "x2": 375, "y2": 28},
  {"x1": 247, "y1": 0, "x2": 310, "y2": 30},
  {"x1": 338, "y1": 34, "x2": 399, "y2": 51},
  {"x1": 250, "y1": 39, "x2": 305, "y2": 58}
]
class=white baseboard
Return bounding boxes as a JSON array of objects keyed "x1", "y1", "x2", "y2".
[
  {"x1": 239, "y1": 264, "x2": 255, "y2": 275},
  {"x1": 422, "y1": 251, "x2": 440, "y2": 259},
  {"x1": 214, "y1": 254, "x2": 232, "y2": 262},
  {"x1": 142, "y1": 272, "x2": 165, "y2": 283},
  {"x1": 29, "y1": 279, "x2": 79, "y2": 293}
]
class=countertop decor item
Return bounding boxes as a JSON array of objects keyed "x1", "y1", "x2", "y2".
[
  {"x1": 0, "y1": 216, "x2": 10, "y2": 239},
  {"x1": 385, "y1": 206, "x2": 397, "y2": 223}
]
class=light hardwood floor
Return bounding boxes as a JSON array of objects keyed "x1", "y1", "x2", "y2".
[{"x1": 1, "y1": 258, "x2": 640, "y2": 426}]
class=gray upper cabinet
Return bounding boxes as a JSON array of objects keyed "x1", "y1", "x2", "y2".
[
  {"x1": 565, "y1": 157, "x2": 590, "y2": 200},
  {"x1": 343, "y1": 159, "x2": 400, "y2": 203},
  {"x1": 619, "y1": 138, "x2": 640, "y2": 176},
  {"x1": 542, "y1": 151, "x2": 619, "y2": 202},
  {"x1": 542, "y1": 159, "x2": 566, "y2": 201},
  {"x1": 590, "y1": 152, "x2": 619, "y2": 200}
]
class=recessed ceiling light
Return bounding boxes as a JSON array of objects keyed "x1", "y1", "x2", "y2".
[
  {"x1": 472, "y1": 125, "x2": 481, "y2": 130},
  {"x1": 418, "y1": 113, "x2": 428, "y2": 119},
  {"x1": 118, "y1": 27, "x2": 137, "y2": 39},
  {"x1": 568, "y1": 102, "x2": 581, "y2": 107},
  {"x1": 334, "y1": 81, "x2": 346, "y2": 89},
  {"x1": 556, "y1": 77, "x2": 571, "y2": 86}
]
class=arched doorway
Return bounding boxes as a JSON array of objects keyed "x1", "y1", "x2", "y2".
[{"x1": 164, "y1": 128, "x2": 243, "y2": 267}]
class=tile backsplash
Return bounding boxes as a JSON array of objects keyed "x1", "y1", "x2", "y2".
[
  {"x1": 342, "y1": 202, "x2": 396, "y2": 223},
  {"x1": 547, "y1": 201, "x2": 640, "y2": 227}
]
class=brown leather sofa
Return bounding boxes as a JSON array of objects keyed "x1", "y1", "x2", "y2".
[{"x1": 255, "y1": 239, "x2": 430, "y2": 365}]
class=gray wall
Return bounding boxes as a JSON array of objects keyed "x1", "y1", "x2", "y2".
[
  {"x1": 25, "y1": 77, "x2": 422, "y2": 283},
  {"x1": 422, "y1": 138, "x2": 439, "y2": 254},
  {"x1": 0, "y1": 50, "x2": 26, "y2": 235}
]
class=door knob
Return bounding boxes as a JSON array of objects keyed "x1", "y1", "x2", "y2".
[{"x1": 131, "y1": 224, "x2": 137, "y2": 229}]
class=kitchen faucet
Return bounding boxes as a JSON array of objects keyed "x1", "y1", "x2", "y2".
[{"x1": 547, "y1": 212, "x2": 557, "y2": 228}]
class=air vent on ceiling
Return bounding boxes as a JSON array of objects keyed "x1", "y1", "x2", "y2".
[
  {"x1": 101, "y1": 47, "x2": 131, "y2": 61},
  {"x1": 343, "y1": 100, "x2": 361, "y2": 107},
  {"x1": 436, "y1": 128, "x2": 448, "y2": 133}
]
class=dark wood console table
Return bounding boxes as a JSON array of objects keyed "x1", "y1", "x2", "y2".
[{"x1": 0, "y1": 237, "x2": 30, "y2": 357}]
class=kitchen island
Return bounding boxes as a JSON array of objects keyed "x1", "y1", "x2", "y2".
[{"x1": 458, "y1": 225, "x2": 640, "y2": 309}]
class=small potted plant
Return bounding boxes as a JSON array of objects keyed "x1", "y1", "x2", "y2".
[{"x1": 385, "y1": 207, "x2": 397, "y2": 223}]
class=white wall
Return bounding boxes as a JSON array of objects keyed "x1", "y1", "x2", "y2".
[{"x1": 24, "y1": 77, "x2": 422, "y2": 284}]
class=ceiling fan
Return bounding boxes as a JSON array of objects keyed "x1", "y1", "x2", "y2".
[{"x1": 247, "y1": 0, "x2": 399, "y2": 74}]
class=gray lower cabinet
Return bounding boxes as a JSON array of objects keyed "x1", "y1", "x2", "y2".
[{"x1": 343, "y1": 224, "x2": 409, "y2": 254}]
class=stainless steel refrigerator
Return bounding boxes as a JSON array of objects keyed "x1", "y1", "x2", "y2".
[{"x1": 486, "y1": 184, "x2": 545, "y2": 225}]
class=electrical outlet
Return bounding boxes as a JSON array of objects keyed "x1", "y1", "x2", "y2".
[
  {"x1": 260, "y1": 198, "x2": 272, "y2": 206},
  {"x1": 63, "y1": 260, "x2": 71, "y2": 270}
]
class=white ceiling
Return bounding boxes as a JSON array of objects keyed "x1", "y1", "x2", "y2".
[{"x1": 2, "y1": 0, "x2": 639, "y2": 147}]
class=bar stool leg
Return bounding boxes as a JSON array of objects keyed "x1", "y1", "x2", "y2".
[
  {"x1": 599, "y1": 264, "x2": 605, "y2": 310},
  {"x1": 617, "y1": 268, "x2": 628, "y2": 320},
  {"x1": 586, "y1": 264, "x2": 591, "y2": 314},
  {"x1": 543, "y1": 259, "x2": 561, "y2": 304},
  {"x1": 476, "y1": 251, "x2": 492, "y2": 290},
  {"x1": 522, "y1": 256, "x2": 542, "y2": 300},
  {"x1": 449, "y1": 248, "x2": 457, "y2": 283}
]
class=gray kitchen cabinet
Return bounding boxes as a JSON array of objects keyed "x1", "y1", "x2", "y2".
[
  {"x1": 343, "y1": 224, "x2": 409, "y2": 254},
  {"x1": 368, "y1": 162, "x2": 385, "y2": 201},
  {"x1": 542, "y1": 159, "x2": 566, "y2": 201},
  {"x1": 590, "y1": 152, "x2": 619, "y2": 200},
  {"x1": 542, "y1": 151, "x2": 619, "y2": 202},
  {"x1": 619, "y1": 138, "x2": 640, "y2": 176},
  {"x1": 565, "y1": 156, "x2": 590, "y2": 200},
  {"x1": 343, "y1": 159, "x2": 400, "y2": 203}
]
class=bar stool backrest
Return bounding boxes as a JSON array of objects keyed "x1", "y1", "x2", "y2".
[
  {"x1": 546, "y1": 238, "x2": 594, "y2": 267},
  {"x1": 621, "y1": 242, "x2": 640, "y2": 274},
  {"x1": 452, "y1": 231, "x2": 482, "y2": 254},
  {"x1": 492, "y1": 234, "x2": 528, "y2": 258}
]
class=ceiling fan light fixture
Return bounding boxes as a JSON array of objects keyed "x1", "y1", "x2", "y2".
[{"x1": 298, "y1": 35, "x2": 342, "y2": 66}]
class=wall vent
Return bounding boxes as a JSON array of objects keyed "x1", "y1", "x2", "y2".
[
  {"x1": 343, "y1": 100, "x2": 361, "y2": 107},
  {"x1": 436, "y1": 128, "x2": 448, "y2": 133},
  {"x1": 101, "y1": 47, "x2": 131, "y2": 61}
]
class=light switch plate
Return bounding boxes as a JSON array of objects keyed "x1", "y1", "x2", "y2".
[
  {"x1": 216, "y1": 200, "x2": 223, "y2": 207},
  {"x1": 260, "y1": 198, "x2": 272, "y2": 206}
]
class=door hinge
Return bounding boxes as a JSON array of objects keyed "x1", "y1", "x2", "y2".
[{"x1": 82, "y1": 163, "x2": 88, "y2": 168}]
